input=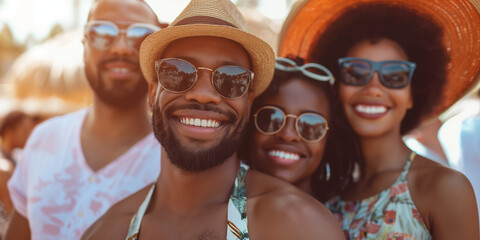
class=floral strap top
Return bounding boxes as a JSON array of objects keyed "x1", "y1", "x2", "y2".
[
  {"x1": 326, "y1": 152, "x2": 432, "y2": 240},
  {"x1": 126, "y1": 163, "x2": 250, "y2": 240}
]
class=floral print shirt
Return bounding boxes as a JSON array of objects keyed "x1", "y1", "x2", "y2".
[{"x1": 326, "y1": 153, "x2": 432, "y2": 240}]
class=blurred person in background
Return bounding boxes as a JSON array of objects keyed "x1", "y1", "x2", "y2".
[
  {"x1": 438, "y1": 89, "x2": 480, "y2": 223},
  {"x1": 0, "y1": 111, "x2": 37, "y2": 165},
  {"x1": 5, "y1": 0, "x2": 165, "y2": 239},
  {"x1": 0, "y1": 110, "x2": 38, "y2": 238}
]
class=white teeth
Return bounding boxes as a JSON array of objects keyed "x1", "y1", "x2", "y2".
[
  {"x1": 355, "y1": 104, "x2": 387, "y2": 114},
  {"x1": 111, "y1": 68, "x2": 130, "y2": 73},
  {"x1": 179, "y1": 117, "x2": 221, "y2": 128},
  {"x1": 268, "y1": 150, "x2": 301, "y2": 161}
]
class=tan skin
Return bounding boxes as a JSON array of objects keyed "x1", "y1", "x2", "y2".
[
  {"x1": 4, "y1": 0, "x2": 160, "y2": 239},
  {"x1": 82, "y1": 36, "x2": 344, "y2": 239},
  {"x1": 248, "y1": 77, "x2": 330, "y2": 196},
  {"x1": 339, "y1": 39, "x2": 479, "y2": 239}
]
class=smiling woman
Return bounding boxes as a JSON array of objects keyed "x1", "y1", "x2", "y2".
[
  {"x1": 279, "y1": 1, "x2": 480, "y2": 239},
  {"x1": 241, "y1": 56, "x2": 357, "y2": 202}
]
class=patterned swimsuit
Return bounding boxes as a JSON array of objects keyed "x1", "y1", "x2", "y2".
[
  {"x1": 126, "y1": 163, "x2": 250, "y2": 240},
  {"x1": 326, "y1": 152, "x2": 432, "y2": 239}
]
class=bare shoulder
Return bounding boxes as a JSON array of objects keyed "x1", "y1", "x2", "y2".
[
  {"x1": 408, "y1": 156, "x2": 478, "y2": 238},
  {"x1": 409, "y1": 156, "x2": 474, "y2": 201},
  {"x1": 246, "y1": 170, "x2": 345, "y2": 240},
  {"x1": 82, "y1": 184, "x2": 153, "y2": 240}
]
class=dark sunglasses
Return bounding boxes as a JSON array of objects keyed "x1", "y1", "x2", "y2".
[
  {"x1": 154, "y1": 58, "x2": 254, "y2": 99},
  {"x1": 338, "y1": 57, "x2": 416, "y2": 89},
  {"x1": 254, "y1": 106, "x2": 329, "y2": 142},
  {"x1": 84, "y1": 20, "x2": 160, "y2": 51}
]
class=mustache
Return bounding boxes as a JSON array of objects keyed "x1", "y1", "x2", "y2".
[
  {"x1": 164, "y1": 103, "x2": 237, "y2": 122},
  {"x1": 99, "y1": 55, "x2": 139, "y2": 67}
]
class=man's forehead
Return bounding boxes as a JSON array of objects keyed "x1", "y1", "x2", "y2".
[{"x1": 88, "y1": 0, "x2": 157, "y2": 24}]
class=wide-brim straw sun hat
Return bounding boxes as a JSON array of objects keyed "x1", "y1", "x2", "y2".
[
  {"x1": 279, "y1": 0, "x2": 480, "y2": 118},
  {"x1": 140, "y1": 0, "x2": 275, "y2": 97}
]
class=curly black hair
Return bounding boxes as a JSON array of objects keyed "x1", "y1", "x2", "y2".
[
  {"x1": 311, "y1": 3, "x2": 450, "y2": 135},
  {"x1": 240, "y1": 57, "x2": 359, "y2": 202}
]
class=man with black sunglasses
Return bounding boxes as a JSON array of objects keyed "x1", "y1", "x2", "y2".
[
  {"x1": 83, "y1": 0, "x2": 344, "y2": 239},
  {"x1": 6, "y1": 0, "x2": 165, "y2": 239}
]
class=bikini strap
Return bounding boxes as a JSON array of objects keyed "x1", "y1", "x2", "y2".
[{"x1": 399, "y1": 152, "x2": 417, "y2": 179}]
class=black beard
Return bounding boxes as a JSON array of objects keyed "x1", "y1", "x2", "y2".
[
  {"x1": 152, "y1": 102, "x2": 247, "y2": 172},
  {"x1": 84, "y1": 57, "x2": 148, "y2": 108}
]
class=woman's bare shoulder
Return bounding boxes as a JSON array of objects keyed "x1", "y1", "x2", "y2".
[
  {"x1": 245, "y1": 170, "x2": 345, "y2": 239},
  {"x1": 408, "y1": 155, "x2": 478, "y2": 237}
]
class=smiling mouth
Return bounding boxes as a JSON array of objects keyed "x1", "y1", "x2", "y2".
[
  {"x1": 110, "y1": 67, "x2": 133, "y2": 74},
  {"x1": 268, "y1": 150, "x2": 301, "y2": 161},
  {"x1": 354, "y1": 104, "x2": 388, "y2": 114},
  {"x1": 178, "y1": 117, "x2": 222, "y2": 128}
]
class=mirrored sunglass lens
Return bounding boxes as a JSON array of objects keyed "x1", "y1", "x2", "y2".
[
  {"x1": 213, "y1": 66, "x2": 250, "y2": 98},
  {"x1": 256, "y1": 108, "x2": 284, "y2": 134},
  {"x1": 89, "y1": 23, "x2": 117, "y2": 50},
  {"x1": 297, "y1": 114, "x2": 327, "y2": 141},
  {"x1": 127, "y1": 27, "x2": 156, "y2": 50},
  {"x1": 381, "y1": 63, "x2": 410, "y2": 88},
  {"x1": 157, "y1": 59, "x2": 196, "y2": 92},
  {"x1": 341, "y1": 60, "x2": 371, "y2": 85}
]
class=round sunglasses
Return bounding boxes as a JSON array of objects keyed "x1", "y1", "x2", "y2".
[
  {"x1": 84, "y1": 20, "x2": 160, "y2": 51},
  {"x1": 154, "y1": 58, "x2": 254, "y2": 99},
  {"x1": 275, "y1": 57, "x2": 335, "y2": 85},
  {"x1": 338, "y1": 57, "x2": 416, "y2": 89},
  {"x1": 254, "y1": 106, "x2": 329, "y2": 142}
]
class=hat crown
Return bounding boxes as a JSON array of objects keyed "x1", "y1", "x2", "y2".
[{"x1": 171, "y1": 0, "x2": 248, "y2": 31}]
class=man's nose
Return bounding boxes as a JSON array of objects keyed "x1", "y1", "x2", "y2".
[
  {"x1": 109, "y1": 31, "x2": 135, "y2": 55},
  {"x1": 184, "y1": 69, "x2": 222, "y2": 104}
]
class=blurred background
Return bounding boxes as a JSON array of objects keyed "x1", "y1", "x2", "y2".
[{"x1": 0, "y1": 0, "x2": 296, "y2": 118}]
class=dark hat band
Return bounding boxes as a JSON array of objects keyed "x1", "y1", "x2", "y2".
[{"x1": 175, "y1": 16, "x2": 238, "y2": 28}]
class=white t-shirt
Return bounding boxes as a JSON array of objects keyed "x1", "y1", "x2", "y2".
[{"x1": 8, "y1": 109, "x2": 161, "y2": 240}]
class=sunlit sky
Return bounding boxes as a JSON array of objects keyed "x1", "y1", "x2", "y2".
[{"x1": 0, "y1": 0, "x2": 291, "y2": 44}]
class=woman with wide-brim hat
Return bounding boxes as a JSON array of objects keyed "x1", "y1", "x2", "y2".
[{"x1": 279, "y1": 0, "x2": 480, "y2": 239}]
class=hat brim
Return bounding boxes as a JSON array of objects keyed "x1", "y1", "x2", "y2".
[
  {"x1": 279, "y1": 0, "x2": 480, "y2": 117},
  {"x1": 140, "y1": 24, "x2": 275, "y2": 97}
]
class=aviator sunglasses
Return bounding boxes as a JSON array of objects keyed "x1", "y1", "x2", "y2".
[
  {"x1": 275, "y1": 57, "x2": 335, "y2": 85},
  {"x1": 338, "y1": 57, "x2": 416, "y2": 89},
  {"x1": 84, "y1": 20, "x2": 160, "y2": 51},
  {"x1": 155, "y1": 58, "x2": 254, "y2": 99},
  {"x1": 254, "y1": 106, "x2": 329, "y2": 142}
]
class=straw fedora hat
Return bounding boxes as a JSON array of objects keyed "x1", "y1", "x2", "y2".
[
  {"x1": 279, "y1": 0, "x2": 480, "y2": 117},
  {"x1": 140, "y1": 0, "x2": 275, "y2": 97}
]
